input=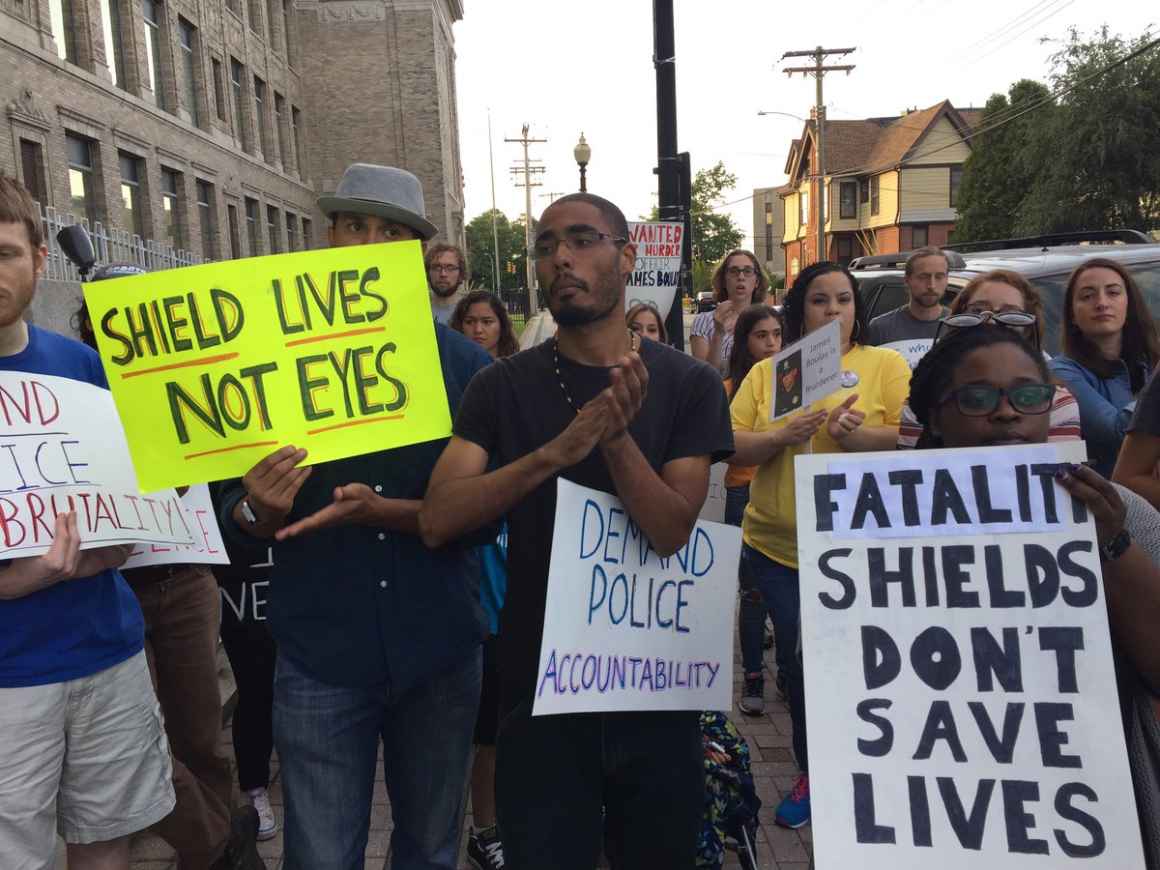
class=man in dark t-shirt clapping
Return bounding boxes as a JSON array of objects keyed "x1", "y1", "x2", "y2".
[{"x1": 420, "y1": 192, "x2": 734, "y2": 870}]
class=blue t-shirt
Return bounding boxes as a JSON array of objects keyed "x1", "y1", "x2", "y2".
[{"x1": 0, "y1": 325, "x2": 144, "y2": 687}]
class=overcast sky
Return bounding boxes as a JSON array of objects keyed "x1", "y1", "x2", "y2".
[{"x1": 453, "y1": 1, "x2": 1154, "y2": 246}]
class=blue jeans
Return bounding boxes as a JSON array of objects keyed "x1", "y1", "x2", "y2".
[
  {"x1": 726, "y1": 484, "x2": 771, "y2": 678},
  {"x1": 740, "y1": 544, "x2": 806, "y2": 771},
  {"x1": 273, "y1": 649, "x2": 482, "y2": 870}
]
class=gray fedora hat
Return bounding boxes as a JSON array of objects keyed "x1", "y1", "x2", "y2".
[{"x1": 317, "y1": 163, "x2": 439, "y2": 240}]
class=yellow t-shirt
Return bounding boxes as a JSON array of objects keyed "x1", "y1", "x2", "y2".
[
  {"x1": 731, "y1": 343, "x2": 911, "y2": 569},
  {"x1": 722, "y1": 378, "x2": 757, "y2": 488}
]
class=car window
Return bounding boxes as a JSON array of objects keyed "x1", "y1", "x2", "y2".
[
  {"x1": 1034, "y1": 260, "x2": 1160, "y2": 357},
  {"x1": 859, "y1": 278, "x2": 908, "y2": 321}
]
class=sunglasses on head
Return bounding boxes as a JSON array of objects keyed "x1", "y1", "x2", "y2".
[
  {"x1": 938, "y1": 382, "x2": 1056, "y2": 417},
  {"x1": 933, "y1": 310, "x2": 1039, "y2": 348}
]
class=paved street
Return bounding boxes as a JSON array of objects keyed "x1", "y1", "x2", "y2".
[{"x1": 124, "y1": 633, "x2": 813, "y2": 870}]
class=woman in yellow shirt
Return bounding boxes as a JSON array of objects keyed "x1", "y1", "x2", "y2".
[{"x1": 728, "y1": 261, "x2": 911, "y2": 829}]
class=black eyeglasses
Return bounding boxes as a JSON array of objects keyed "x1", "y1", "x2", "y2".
[
  {"x1": 532, "y1": 229, "x2": 625, "y2": 259},
  {"x1": 938, "y1": 382, "x2": 1056, "y2": 416},
  {"x1": 933, "y1": 310, "x2": 1039, "y2": 347},
  {"x1": 726, "y1": 266, "x2": 756, "y2": 277}
]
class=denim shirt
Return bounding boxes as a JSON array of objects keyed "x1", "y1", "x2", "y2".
[
  {"x1": 1049, "y1": 354, "x2": 1144, "y2": 477},
  {"x1": 219, "y1": 324, "x2": 494, "y2": 692}
]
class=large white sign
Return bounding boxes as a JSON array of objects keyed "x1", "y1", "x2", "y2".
[
  {"x1": 699, "y1": 462, "x2": 728, "y2": 523},
  {"x1": 123, "y1": 484, "x2": 229, "y2": 568},
  {"x1": 795, "y1": 443, "x2": 1145, "y2": 870},
  {"x1": 771, "y1": 318, "x2": 842, "y2": 420},
  {"x1": 533, "y1": 479, "x2": 740, "y2": 716},
  {"x1": 625, "y1": 221, "x2": 683, "y2": 317},
  {"x1": 0, "y1": 372, "x2": 192, "y2": 557}
]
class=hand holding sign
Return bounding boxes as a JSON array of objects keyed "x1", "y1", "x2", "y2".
[
  {"x1": 826, "y1": 393, "x2": 865, "y2": 442},
  {"x1": 275, "y1": 483, "x2": 383, "y2": 541},
  {"x1": 240, "y1": 445, "x2": 313, "y2": 531},
  {"x1": 2, "y1": 512, "x2": 132, "y2": 599},
  {"x1": 1055, "y1": 463, "x2": 1127, "y2": 546},
  {"x1": 778, "y1": 408, "x2": 828, "y2": 446}
]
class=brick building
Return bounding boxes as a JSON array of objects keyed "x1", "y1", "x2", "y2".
[
  {"x1": 779, "y1": 100, "x2": 981, "y2": 281},
  {"x1": 751, "y1": 185, "x2": 786, "y2": 284},
  {"x1": 1, "y1": 0, "x2": 466, "y2": 331}
]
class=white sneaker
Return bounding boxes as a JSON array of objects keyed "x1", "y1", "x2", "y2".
[{"x1": 246, "y1": 787, "x2": 279, "y2": 841}]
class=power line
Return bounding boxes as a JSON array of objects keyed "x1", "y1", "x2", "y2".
[{"x1": 968, "y1": 0, "x2": 1076, "y2": 66}]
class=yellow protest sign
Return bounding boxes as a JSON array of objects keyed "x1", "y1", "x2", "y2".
[{"x1": 82, "y1": 241, "x2": 451, "y2": 492}]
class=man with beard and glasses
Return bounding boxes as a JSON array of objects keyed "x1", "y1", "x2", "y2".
[
  {"x1": 864, "y1": 246, "x2": 950, "y2": 366},
  {"x1": 419, "y1": 192, "x2": 734, "y2": 870},
  {"x1": 426, "y1": 243, "x2": 468, "y2": 325}
]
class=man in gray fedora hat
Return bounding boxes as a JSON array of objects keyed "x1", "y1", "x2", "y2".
[{"x1": 218, "y1": 163, "x2": 494, "y2": 870}]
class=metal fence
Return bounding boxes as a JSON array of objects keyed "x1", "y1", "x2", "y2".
[{"x1": 38, "y1": 203, "x2": 206, "y2": 283}]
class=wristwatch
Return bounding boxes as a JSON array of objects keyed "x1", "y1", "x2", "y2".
[
  {"x1": 1099, "y1": 527, "x2": 1131, "y2": 563},
  {"x1": 240, "y1": 498, "x2": 260, "y2": 526}
]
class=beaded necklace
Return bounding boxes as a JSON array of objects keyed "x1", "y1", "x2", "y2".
[{"x1": 552, "y1": 330, "x2": 641, "y2": 414}]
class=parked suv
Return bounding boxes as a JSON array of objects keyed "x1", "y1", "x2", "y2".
[{"x1": 851, "y1": 231, "x2": 1160, "y2": 356}]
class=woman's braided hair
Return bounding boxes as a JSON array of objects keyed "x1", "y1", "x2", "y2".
[{"x1": 908, "y1": 326, "x2": 1049, "y2": 443}]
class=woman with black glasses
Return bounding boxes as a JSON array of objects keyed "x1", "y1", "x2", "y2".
[
  {"x1": 908, "y1": 325, "x2": 1160, "y2": 869},
  {"x1": 690, "y1": 249, "x2": 768, "y2": 373},
  {"x1": 897, "y1": 269, "x2": 1081, "y2": 448}
]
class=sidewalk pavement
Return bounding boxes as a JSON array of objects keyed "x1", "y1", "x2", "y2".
[{"x1": 122, "y1": 634, "x2": 813, "y2": 870}]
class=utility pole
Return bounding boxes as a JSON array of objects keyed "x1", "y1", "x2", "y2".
[
  {"x1": 653, "y1": 0, "x2": 689, "y2": 351},
  {"x1": 487, "y1": 111, "x2": 501, "y2": 292},
  {"x1": 505, "y1": 124, "x2": 547, "y2": 314},
  {"x1": 781, "y1": 46, "x2": 855, "y2": 265}
]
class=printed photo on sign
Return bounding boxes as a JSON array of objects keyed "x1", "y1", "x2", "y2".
[
  {"x1": 81, "y1": 241, "x2": 452, "y2": 491},
  {"x1": 533, "y1": 479, "x2": 740, "y2": 716},
  {"x1": 0, "y1": 372, "x2": 192, "y2": 557},
  {"x1": 770, "y1": 318, "x2": 842, "y2": 421},
  {"x1": 794, "y1": 442, "x2": 1145, "y2": 870}
]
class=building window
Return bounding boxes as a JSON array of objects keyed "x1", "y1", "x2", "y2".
[
  {"x1": 98, "y1": 0, "x2": 127, "y2": 86},
  {"x1": 274, "y1": 92, "x2": 290, "y2": 169},
  {"x1": 839, "y1": 181, "x2": 857, "y2": 220},
  {"x1": 19, "y1": 140, "x2": 48, "y2": 207},
  {"x1": 291, "y1": 105, "x2": 305, "y2": 177},
  {"x1": 65, "y1": 133, "x2": 98, "y2": 223},
  {"x1": 282, "y1": 0, "x2": 295, "y2": 64},
  {"x1": 835, "y1": 235, "x2": 853, "y2": 265},
  {"x1": 244, "y1": 197, "x2": 260, "y2": 254},
  {"x1": 763, "y1": 201, "x2": 773, "y2": 260},
  {"x1": 285, "y1": 212, "x2": 297, "y2": 251},
  {"x1": 950, "y1": 166, "x2": 963, "y2": 209},
  {"x1": 799, "y1": 190, "x2": 809, "y2": 228},
  {"x1": 230, "y1": 58, "x2": 248, "y2": 149},
  {"x1": 870, "y1": 175, "x2": 880, "y2": 216},
  {"x1": 266, "y1": 204, "x2": 280, "y2": 253},
  {"x1": 49, "y1": 0, "x2": 78, "y2": 62},
  {"x1": 142, "y1": 0, "x2": 169, "y2": 109},
  {"x1": 118, "y1": 152, "x2": 145, "y2": 236},
  {"x1": 247, "y1": 0, "x2": 263, "y2": 35},
  {"x1": 177, "y1": 18, "x2": 200, "y2": 127},
  {"x1": 196, "y1": 180, "x2": 216, "y2": 258},
  {"x1": 211, "y1": 58, "x2": 227, "y2": 122},
  {"x1": 227, "y1": 202, "x2": 242, "y2": 258},
  {"x1": 160, "y1": 167, "x2": 182, "y2": 248},
  {"x1": 301, "y1": 217, "x2": 312, "y2": 249},
  {"x1": 859, "y1": 176, "x2": 869, "y2": 206},
  {"x1": 254, "y1": 76, "x2": 272, "y2": 162},
  {"x1": 911, "y1": 225, "x2": 929, "y2": 248}
]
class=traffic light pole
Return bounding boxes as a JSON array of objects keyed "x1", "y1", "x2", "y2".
[{"x1": 653, "y1": 0, "x2": 688, "y2": 351}]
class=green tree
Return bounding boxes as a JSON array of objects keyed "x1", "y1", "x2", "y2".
[
  {"x1": 952, "y1": 80, "x2": 1055, "y2": 242},
  {"x1": 464, "y1": 209, "x2": 528, "y2": 291}
]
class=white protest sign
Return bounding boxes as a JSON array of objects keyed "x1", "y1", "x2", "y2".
[
  {"x1": 626, "y1": 221, "x2": 683, "y2": 317},
  {"x1": 881, "y1": 338, "x2": 933, "y2": 370},
  {"x1": 699, "y1": 462, "x2": 728, "y2": 523},
  {"x1": 533, "y1": 479, "x2": 740, "y2": 716},
  {"x1": 0, "y1": 372, "x2": 193, "y2": 557},
  {"x1": 123, "y1": 484, "x2": 229, "y2": 568},
  {"x1": 771, "y1": 318, "x2": 842, "y2": 420},
  {"x1": 796, "y1": 442, "x2": 1145, "y2": 870}
]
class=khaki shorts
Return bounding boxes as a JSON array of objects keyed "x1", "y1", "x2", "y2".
[{"x1": 0, "y1": 651, "x2": 175, "y2": 867}]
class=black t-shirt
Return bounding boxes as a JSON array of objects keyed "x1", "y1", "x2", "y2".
[
  {"x1": 454, "y1": 338, "x2": 734, "y2": 709},
  {"x1": 1129, "y1": 366, "x2": 1160, "y2": 435}
]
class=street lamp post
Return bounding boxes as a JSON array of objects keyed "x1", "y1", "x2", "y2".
[{"x1": 573, "y1": 132, "x2": 591, "y2": 192}]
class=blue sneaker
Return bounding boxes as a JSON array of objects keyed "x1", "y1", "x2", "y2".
[{"x1": 775, "y1": 773, "x2": 810, "y2": 828}]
